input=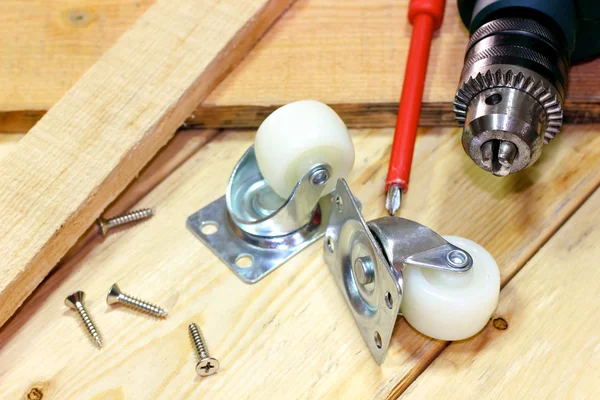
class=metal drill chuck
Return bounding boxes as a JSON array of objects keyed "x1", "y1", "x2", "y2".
[{"x1": 454, "y1": 17, "x2": 568, "y2": 176}]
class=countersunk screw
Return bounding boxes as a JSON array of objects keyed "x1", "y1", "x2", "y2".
[
  {"x1": 65, "y1": 291, "x2": 103, "y2": 348},
  {"x1": 97, "y1": 208, "x2": 154, "y2": 237},
  {"x1": 107, "y1": 283, "x2": 168, "y2": 318},
  {"x1": 189, "y1": 323, "x2": 219, "y2": 376}
]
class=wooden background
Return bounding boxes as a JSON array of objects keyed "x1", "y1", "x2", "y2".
[
  {"x1": 1, "y1": 0, "x2": 599, "y2": 132},
  {"x1": 0, "y1": 1, "x2": 599, "y2": 399}
]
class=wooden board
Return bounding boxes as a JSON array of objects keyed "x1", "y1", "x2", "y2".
[
  {"x1": 402, "y1": 188, "x2": 600, "y2": 399},
  {"x1": 1, "y1": 130, "x2": 215, "y2": 258},
  {"x1": 1, "y1": 0, "x2": 599, "y2": 132},
  {"x1": 0, "y1": 0, "x2": 153, "y2": 111},
  {"x1": 0, "y1": 133, "x2": 23, "y2": 159},
  {"x1": 63, "y1": 128, "x2": 218, "y2": 263},
  {"x1": 0, "y1": 0, "x2": 296, "y2": 328},
  {"x1": 0, "y1": 125, "x2": 598, "y2": 398}
]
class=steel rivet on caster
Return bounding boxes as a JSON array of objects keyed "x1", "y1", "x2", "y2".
[{"x1": 187, "y1": 100, "x2": 355, "y2": 283}]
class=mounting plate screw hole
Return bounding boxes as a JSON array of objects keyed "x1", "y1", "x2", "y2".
[
  {"x1": 485, "y1": 93, "x2": 502, "y2": 106},
  {"x1": 326, "y1": 236, "x2": 335, "y2": 253},
  {"x1": 374, "y1": 331, "x2": 382, "y2": 349},
  {"x1": 493, "y1": 317, "x2": 508, "y2": 330},
  {"x1": 385, "y1": 292, "x2": 393, "y2": 309},
  {"x1": 200, "y1": 221, "x2": 219, "y2": 235},
  {"x1": 334, "y1": 195, "x2": 343, "y2": 212},
  {"x1": 235, "y1": 254, "x2": 253, "y2": 268}
]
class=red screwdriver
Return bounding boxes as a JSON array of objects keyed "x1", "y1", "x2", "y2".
[{"x1": 385, "y1": 0, "x2": 446, "y2": 215}]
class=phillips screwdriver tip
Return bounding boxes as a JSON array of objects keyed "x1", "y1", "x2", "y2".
[{"x1": 385, "y1": 184, "x2": 402, "y2": 216}]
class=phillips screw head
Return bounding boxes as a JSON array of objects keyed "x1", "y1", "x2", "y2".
[{"x1": 189, "y1": 322, "x2": 220, "y2": 376}]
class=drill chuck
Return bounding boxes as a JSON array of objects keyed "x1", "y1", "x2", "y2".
[{"x1": 454, "y1": 17, "x2": 568, "y2": 176}]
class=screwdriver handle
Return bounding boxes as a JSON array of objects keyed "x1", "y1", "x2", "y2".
[
  {"x1": 386, "y1": 0, "x2": 445, "y2": 193},
  {"x1": 408, "y1": 0, "x2": 445, "y2": 31}
]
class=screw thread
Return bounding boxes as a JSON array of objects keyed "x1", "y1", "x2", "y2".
[
  {"x1": 119, "y1": 294, "x2": 168, "y2": 318},
  {"x1": 189, "y1": 323, "x2": 209, "y2": 359},
  {"x1": 106, "y1": 208, "x2": 154, "y2": 228},
  {"x1": 75, "y1": 303, "x2": 102, "y2": 348}
]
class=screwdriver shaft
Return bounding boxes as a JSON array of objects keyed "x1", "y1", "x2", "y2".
[{"x1": 386, "y1": 13, "x2": 435, "y2": 215}]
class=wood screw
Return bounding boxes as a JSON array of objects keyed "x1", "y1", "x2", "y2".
[
  {"x1": 97, "y1": 208, "x2": 154, "y2": 237},
  {"x1": 189, "y1": 322, "x2": 220, "y2": 376},
  {"x1": 65, "y1": 291, "x2": 103, "y2": 348},
  {"x1": 106, "y1": 283, "x2": 168, "y2": 318}
]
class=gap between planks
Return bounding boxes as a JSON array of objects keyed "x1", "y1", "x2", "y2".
[{"x1": 3, "y1": 101, "x2": 600, "y2": 134}]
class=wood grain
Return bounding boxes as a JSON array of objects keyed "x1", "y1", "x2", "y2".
[
  {"x1": 63, "y1": 129, "x2": 218, "y2": 263},
  {"x1": 2, "y1": 0, "x2": 599, "y2": 131},
  {"x1": 0, "y1": 125, "x2": 598, "y2": 398},
  {"x1": 0, "y1": 130, "x2": 216, "y2": 262},
  {"x1": 402, "y1": 189, "x2": 600, "y2": 399},
  {"x1": 0, "y1": 0, "x2": 154, "y2": 112},
  {"x1": 0, "y1": 133, "x2": 23, "y2": 159},
  {"x1": 0, "y1": 0, "x2": 296, "y2": 328}
]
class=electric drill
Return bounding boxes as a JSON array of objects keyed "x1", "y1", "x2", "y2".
[{"x1": 454, "y1": 0, "x2": 600, "y2": 176}]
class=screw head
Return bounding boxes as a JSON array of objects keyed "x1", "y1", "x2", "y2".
[
  {"x1": 65, "y1": 291, "x2": 85, "y2": 309},
  {"x1": 106, "y1": 283, "x2": 122, "y2": 305},
  {"x1": 97, "y1": 218, "x2": 110, "y2": 236},
  {"x1": 196, "y1": 357, "x2": 220, "y2": 376}
]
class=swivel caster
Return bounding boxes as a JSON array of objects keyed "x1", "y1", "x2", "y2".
[
  {"x1": 324, "y1": 179, "x2": 500, "y2": 364},
  {"x1": 187, "y1": 100, "x2": 355, "y2": 283}
]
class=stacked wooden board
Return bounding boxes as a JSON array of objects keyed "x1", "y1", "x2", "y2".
[{"x1": 1, "y1": 0, "x2": 599, "y2": 132}]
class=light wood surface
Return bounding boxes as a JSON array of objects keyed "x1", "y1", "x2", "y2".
[
  {"x1": 1, "y1": 0, "x2": 599, "y2": 132},
  {"x1": 0, "y1": 133, "x2": 23, "y2": 158},
  {"x1": 0, "y1": 130, "x2": 215, "y2": 259},
  {"x1": 0, "y1": 125, "x2": 598, "y2": 398},
  {"x1": 0, "y1": 0, "x2": 295, "y2": 328},
  {"x1": 0, "y1": 0, "x2": 152, "y2": 111},
  {"x1": 63, "y1": 129, "x2": 218, "y2": 263},
  {"x1": 402, "y1": 188, "x2": 600, "y2": 399}
]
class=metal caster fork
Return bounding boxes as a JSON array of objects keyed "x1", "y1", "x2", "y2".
[
  {"x1": 187, "y1": 146, "x2": 334, "y2": 283},
  {"x1": 324, "y1": 179, "x2": 499, "y2": 364}
]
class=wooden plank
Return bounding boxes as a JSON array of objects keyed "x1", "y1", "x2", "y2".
[
  {"x1": 402, "y1": 188, "x2": 600, "y2": 399},
  {"x1": 0, "y1": 125, "x2": 598, "y2": 398},
  {"x1": 2, "y1": 0, "x2": 599, "y2": 132},
  {"x1": 0, "y1": 0, "x2": 153, "y2": 112},
  {"x1": 63, "y1": 129, "x2": 218, "y2": 263},
  {"x1": 0, "y1": 0, "x2": 296, "y2": 328},
  {"x1": 0, "y1": 129, "x2": 215, "y2": 259},
  {"x1": 0, "y1": 133, "x2": 23, "y2": 159}
]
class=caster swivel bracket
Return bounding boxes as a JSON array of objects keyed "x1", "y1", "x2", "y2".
[
  {"x1": 324, "y1": 179, "x2": 473, "y2": 364},
  {"x1": 187, "y1": 146, "x2": 334, "y2": 283}
]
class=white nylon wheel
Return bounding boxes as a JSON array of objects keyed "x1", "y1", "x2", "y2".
[
  {"x1": 400, "y1": 236, "x2": 500, "y2": 341},
  {"x1": 254, "y1": 100, "x2": 355, "y2": 199}
]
